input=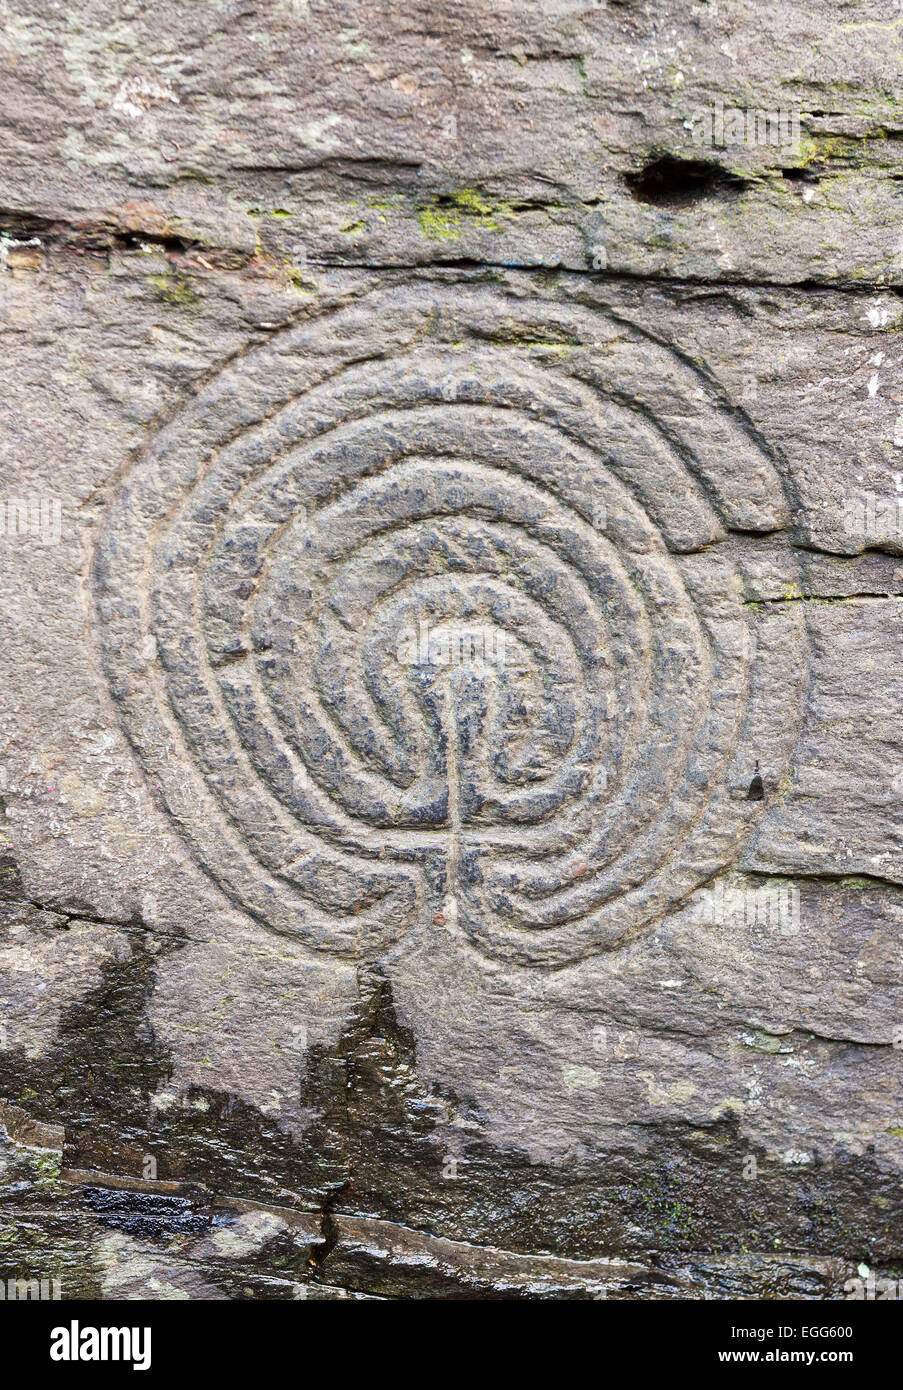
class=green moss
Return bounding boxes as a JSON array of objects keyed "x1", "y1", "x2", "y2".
[
  {"x1": 22, "y1": 1149, "x2": 63, "y2": 1193},
  {"x1": 416, "y1": 188, "x2": 511, "y2": 240},
  {"x1": 447, "y1": 188, "x2": 497, "y2": 217},
  {"x1": 0, "y1": 1216, "x2": 101, "y2": 1297},
  {"x1": 148, "y1": 273, "x2": 200, "y2": 307},
  {"x1": 835, "y1": 874, "x2": 894, "y2": 891},
  {"x1": 286, "y1": 267, "x2": 316, "y2": 295},
  {"x1": 417, "y1": 204, "x2": 462, "y2": 240}
]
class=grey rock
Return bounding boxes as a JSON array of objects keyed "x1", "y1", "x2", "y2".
[{"x1": 1, "y1": 0, "x2": 902, "y2": 1301}]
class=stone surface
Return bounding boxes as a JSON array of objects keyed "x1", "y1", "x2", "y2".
[{"x1": 2, "y1": 0, "x2": 903, "y2": 1300}]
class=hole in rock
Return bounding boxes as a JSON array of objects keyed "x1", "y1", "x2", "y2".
[
  {"x1": 781, "y1": 166, "x2": 822, "y2": 184},
  {"x1": 625, "y1": 155, "x2": 749, "y2": 207}
]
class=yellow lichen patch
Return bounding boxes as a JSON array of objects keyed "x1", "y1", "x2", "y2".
[
  {"x1": 710, "y1": 1097, "x2": 745, "y2": 1119},
  {"x1": 668, "y1": 1081, "x2": 698, "y2": 1103},
  {"x1": 561, "y1": 1063, "x2": 601, "y2": 1090}
]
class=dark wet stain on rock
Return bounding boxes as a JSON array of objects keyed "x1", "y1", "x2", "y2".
[
  {"x1": 80, "y1": 1186, "x2": 212, "y2": 1240},
  {"x1": 0, "y1": 842, "x2": 24, "y2": 901},
  {"x1": 1, "y1": 929, "x2": 902, "y2": 1291}
]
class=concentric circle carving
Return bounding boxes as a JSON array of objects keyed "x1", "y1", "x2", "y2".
[{"x1": 93, "y1": 283, "x2": 807, "y2": 965}]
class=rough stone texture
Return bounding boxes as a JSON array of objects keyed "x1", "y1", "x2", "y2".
[{"x1": 2, "y1": 0, "x2": 903, "y2": 1299}]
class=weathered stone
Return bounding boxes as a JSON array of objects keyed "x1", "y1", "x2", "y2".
[
  {"x1": 321, "y1": 1214, "x2": 863, "y2": 1300},
  {"x1": 2, "y1": 0, "x2": 903, "y2": 1302}
]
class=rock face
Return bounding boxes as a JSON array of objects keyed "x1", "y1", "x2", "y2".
[{"x1": 1, "y1": 0, "x2": 902, "y2": 1299}]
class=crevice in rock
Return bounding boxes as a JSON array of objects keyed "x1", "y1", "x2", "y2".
[
  {"x1": 0, "y1": 208, "x2": 249, "y2": 267},
  {"x1": 625, "y1": 155, "x2": 752, "y2": 207},
  {"x1": 743, "y1": 867, "x2": 903, "y2": 894},
  {"x1": 781, "y1": 166, "x2": 823, "y2": 184},
  {"x1": 10, "y1": 896, "x2": 155, "y2": 934},
  {"x1": 743, "y1": 591, "x2": 903, "y2": 605},
  {"x1": 306, "y1": 257, "x2": 900, "y2": 294},
  {"x1": 2, "y1": 208, "x2": 901, "y2": 292}
]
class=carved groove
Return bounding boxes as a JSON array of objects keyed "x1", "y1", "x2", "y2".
[{"x1": 93, "y1": 285, "x2": 807, "y2": 965}]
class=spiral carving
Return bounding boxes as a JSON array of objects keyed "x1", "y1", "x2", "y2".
[{"x1": 92, "y1": 283, "x2": 807, "y2": 965}]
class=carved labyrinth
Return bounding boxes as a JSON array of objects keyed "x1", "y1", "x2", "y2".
[{"x1": 93, "y1": 284, "x2": 807, "y2": 966}]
